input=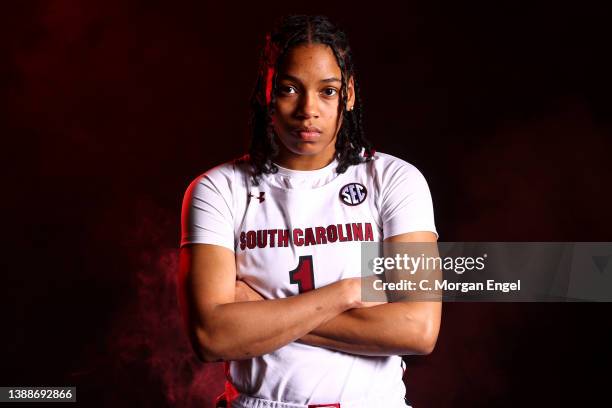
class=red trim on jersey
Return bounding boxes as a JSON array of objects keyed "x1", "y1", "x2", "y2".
[
  {"x1": 308, "y1": 404, "x2": 341, "y2": 408},
  {"x1": 223, "y1": 362, "x2": 239, "y2": 402}
]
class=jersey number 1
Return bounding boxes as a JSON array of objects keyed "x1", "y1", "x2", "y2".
[{"x1": 289, "y1": 255, "x2": 315, "y2": 293}]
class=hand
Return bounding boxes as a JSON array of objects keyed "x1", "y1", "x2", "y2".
[
  {"x1": 234, "y1": 280, "x2": 265, "y2": 302},
  {"x1": 343, "y1": 277, "x2": 388, "y2": 309}
]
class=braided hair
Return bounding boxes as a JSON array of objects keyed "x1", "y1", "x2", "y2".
[{"x1": 247, "y1": 14, "x2": 374, "y2": 185}]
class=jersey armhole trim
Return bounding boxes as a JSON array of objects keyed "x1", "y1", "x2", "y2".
[{"x1": 231, "y1": 160, "x2": 237, "y2": 252}]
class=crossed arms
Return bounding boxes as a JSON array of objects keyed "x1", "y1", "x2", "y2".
[{"x1": 177, "y1": 231, "x2": 441, "y2": 362}]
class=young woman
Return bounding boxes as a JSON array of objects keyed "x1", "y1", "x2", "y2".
[{"x1": 178, "y1": 15, "x2": 441, "y2": 408}]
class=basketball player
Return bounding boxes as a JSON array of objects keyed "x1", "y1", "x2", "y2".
[{"x1": 178, "y1": 15, "x2": 441, "y2": 408}]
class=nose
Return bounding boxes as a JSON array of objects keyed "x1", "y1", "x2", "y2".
[{"x1": 296, "y1": 91, "x2": 319, "y2": 119}]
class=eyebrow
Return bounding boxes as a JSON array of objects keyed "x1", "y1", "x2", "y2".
[{"x1": 278, "y1": 74, "x2": 342, "y2": 84}]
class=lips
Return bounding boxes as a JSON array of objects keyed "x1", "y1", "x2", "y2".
[{"x1": 292, "y1": 126, "x2": 322, "y2": 141}]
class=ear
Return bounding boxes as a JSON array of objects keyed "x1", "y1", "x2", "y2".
[{"x1": 346, "y1": 75, "x2": 355, "y2": 110}]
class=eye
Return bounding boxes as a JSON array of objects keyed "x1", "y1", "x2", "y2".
[
  {"x1": 323, "y1": 88, "x2": 338, "y2": 97},
  {"x1": 278, "y1": 85, "x2": 297, "y2": 95}
]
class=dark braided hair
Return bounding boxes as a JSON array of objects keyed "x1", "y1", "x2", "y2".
[{"x1": 247, "y1": 15, "x2": 374, "y2": 185}]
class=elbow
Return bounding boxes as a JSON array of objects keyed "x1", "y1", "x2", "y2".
[
  {"x1": 190, "y1": 328, "x2": 226, "y2": 363},
  {"x1": 416, "y1": 332, "x2": 438, "y2": 355},
  {"x1": 415, "y1": 319, "x2": 439, "y2": 355},
  {"x1": 401, "y1": 318, "x2": 439, "y2": 356}
]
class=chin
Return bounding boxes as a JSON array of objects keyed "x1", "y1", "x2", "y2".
[{"x1": 287, "y1": 143, "x2": 324, "y2": 156}]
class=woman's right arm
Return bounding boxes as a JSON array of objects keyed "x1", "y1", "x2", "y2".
[{"x1": 177, "y1": 243, "x2": 361, "y2": 362}]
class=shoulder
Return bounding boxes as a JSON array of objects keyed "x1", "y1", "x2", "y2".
[
  {"x1": 365, "y1": 151, "x2": 430, "y2": 186},
  {"x1": 185, "y1": 154, "x2": 250, "y2": 189},
  {"x1": 371, "y1": 151, "x2": 418, "y2": 169},
  {"x1": 370, "y1": 152, "x2": 438, "y2": 239},
  {"x1": 182, "y1": 154, "x2": 252, "y2": 203}
]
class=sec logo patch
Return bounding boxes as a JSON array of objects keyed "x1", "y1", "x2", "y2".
[{"x1": 339, "y1": 183, "x2": 367, "y2": 206}]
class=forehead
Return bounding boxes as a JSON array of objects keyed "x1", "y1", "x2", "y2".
[{"x1": 278, "y1": 44, "x2": 341, "y2": 80}]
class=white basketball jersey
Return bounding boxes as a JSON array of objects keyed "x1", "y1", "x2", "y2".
[{"x1": 180, "y1": 151, "x2": 438, "y2": 406}]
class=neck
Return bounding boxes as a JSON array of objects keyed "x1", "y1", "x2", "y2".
[{"x1": 274, "y1": 146, "x2": 337, "y2": 171}]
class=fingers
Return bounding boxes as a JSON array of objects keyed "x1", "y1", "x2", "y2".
[
  {"x1": 235, "y1": 279, "x2": 265, "y2": 302},
  {"x1": 361, "y1": 301, "x2": 387, "y2": 308}
]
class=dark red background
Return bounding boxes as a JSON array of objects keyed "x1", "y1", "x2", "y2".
[{"x1": 2, "y1": 0, "x2": 611, "y2": 407}]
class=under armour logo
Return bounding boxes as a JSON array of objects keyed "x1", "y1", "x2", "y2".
[{"x1": 248, "y1": 192, "x2": 265, "y2": 203}]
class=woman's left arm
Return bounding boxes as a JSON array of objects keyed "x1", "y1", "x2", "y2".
[
  {"x1": 297, "y1": 231, "x2": 441, "y2": 356},
  {"x1": 297, "y1": 162, "x2": 442, "y2": 356}
]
